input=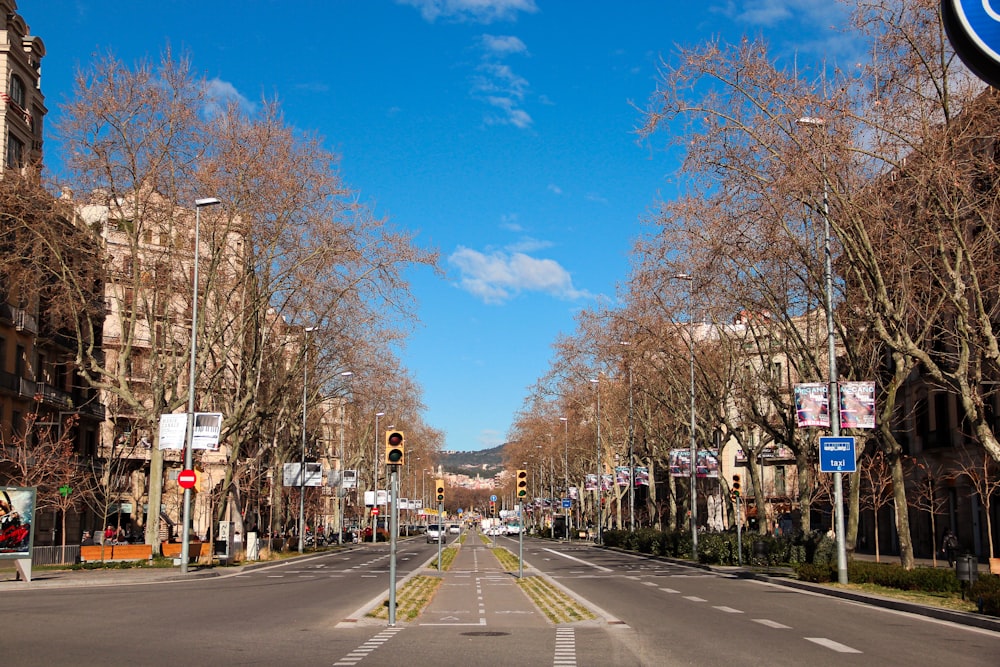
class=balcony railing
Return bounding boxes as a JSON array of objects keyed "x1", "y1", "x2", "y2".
[
  {"x1": 35, "y1": 382, "x2": 73, "y2": 409},
  {"x1": 13, "y1": 306, "x2": 38, "y2": 334}
]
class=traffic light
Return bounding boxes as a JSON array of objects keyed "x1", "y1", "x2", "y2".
[
  {"x1": 435, "y1": 480, "x2": 445, "y2": 504},
  {"x1": 385, "y1": 430, "x2": 405, "y2": 465},
  {"x1": 732, "y1": 474, "x2": 741, "y2": 498},
  {"x1": 516, "y1": 469, "x2": 528, "y2": 499}
]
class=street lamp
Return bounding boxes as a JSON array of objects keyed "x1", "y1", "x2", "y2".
[
  {"x1": 337, "y1": 371, "x2": 353, "y2": 544},
  {"x1": 181, "y1": 196, "x2": 220, "y2": 574},
  {"x1": 797, "y1": 115, "x2": 848, "y2": 585},
  {"x1": 373, "y1": 411, "x2": 385, "y2": 543},
  {"x1": 298, "y1": 326, "x2": 319, "y2": 554},
  {"x1": 591, "y1": 377, "x2": 602, "y2": 544},
  {"x1": 672, "y1": 273, "x2": 697, "y2": 558},
  {"x1": 559, "y1": 416, "x2": 569, "y2": 538},
  {"x1": 620, "y1": 340, "x2": 635, "y2": 532}
]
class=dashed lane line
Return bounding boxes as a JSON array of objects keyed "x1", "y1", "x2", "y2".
[{"x1": 805, "y1": 637, "x2": 862, "y2": 653}]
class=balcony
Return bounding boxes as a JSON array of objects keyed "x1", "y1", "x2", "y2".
[
  {"x1": 35, "y1": 382, "x2": 73, "y2": 409},
  {"x1": 13, "y1": 307, "x2": 38, "y2": 334},
  {"x1": 0, "y1": 369, "x2": 18, "y2": 393}
]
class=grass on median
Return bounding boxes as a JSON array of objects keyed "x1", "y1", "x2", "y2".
[
  {"x1": 366, "y1": 575, "x2": 443, "y2": 622},
  {"x1": 429, "y1": 545, "x2": 459, "y2": 571}
]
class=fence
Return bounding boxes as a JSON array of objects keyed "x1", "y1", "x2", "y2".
[{"x1": 31, "y1": 545, "x2": 81, "y2": 566}]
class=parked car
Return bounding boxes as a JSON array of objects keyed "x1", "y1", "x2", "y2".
[
  {"x1": 448, "y1": 524, "x2": 461, "y2": 534},
  {"x1": 426, "y1": 524, "x2": 444, "y2": 543}
]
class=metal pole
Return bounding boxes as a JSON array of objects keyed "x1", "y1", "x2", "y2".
[
  {"x1": 823, "y1": 177, "x2": 848, "y2": 585},
  {"x1": 388, "y1": 467, "x2": 398, "y2": 625},
  {"x1": 181, "y1": 197, "x2": 219, "y2": 574},
  {"x1": 592, "y1": 378, "x2": 602, "y2": 544},
  {"x1": 796, "y1": 116, "x2": 847, "y2": 584},
  {"x1": 373, "y1": 412, "x2": 383, "y2": 543},
  {"x1": 628, "y1": 362, "x2": 634, "y2": 532},
  {"x1": 298, "y1": 327, "x2": 312, "y2": 554},
  {"x1": 689, "y1": 285, "x2": 697, "y2": 558},
  {"x1": 562, "y1": 417, "x2": 570, "y2": 540},
  {"x1": 338, "y1": 402, "x2": 345, "y2": 545}
]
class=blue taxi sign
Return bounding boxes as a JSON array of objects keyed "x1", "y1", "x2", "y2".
[{"x1": 943, "y1": 0, "x2": 1000, "y2": 86}]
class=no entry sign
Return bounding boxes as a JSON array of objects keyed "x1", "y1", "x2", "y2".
[{"x1": 178, "y1": 469, "x2": 197, "y2": 490}]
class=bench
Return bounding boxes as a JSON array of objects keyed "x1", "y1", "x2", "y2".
[
  {"x1": 80, "y1": 544, "x2": 153, "y2": 563},
  {"x1": 160, "y1": 541, "x2": 207, "y2": 561}
]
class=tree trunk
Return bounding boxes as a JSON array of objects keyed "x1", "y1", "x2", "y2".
[
  {"x1": 144, "y1": 445, "x2": 164, "y2": 556},
  {"x1": 889, "y1": 452, "x2": 915, "y2": 569},
  {"x1": 847, "y1": 472, "x2": 860, "y2": 557}
]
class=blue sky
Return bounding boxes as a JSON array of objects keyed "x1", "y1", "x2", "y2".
[{"x1": 29, "y1": 1, "x2": 851, "y2": 451}]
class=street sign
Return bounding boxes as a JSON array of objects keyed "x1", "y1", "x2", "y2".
[
  {"x1": 819, "y1": 436, "x2": 857, "y2": 473},
  {"x1": 371, "y1": 508, "x2": 380, "y2": 516},
  {"x1": 942, "y1": 0, "x2": 1000, "y2": 87},
  {"x1": 561, "y1": 498, "x2": 571, "y2": 508},
  {"x1": 178, "y1": 469, "x2": 197, "y2": 489},
  {"x1": 490, "y1": 494, "x2": 497, "y2": 502}
]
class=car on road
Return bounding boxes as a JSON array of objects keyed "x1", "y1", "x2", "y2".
[
  {"x1": 448, "y1": 524, "x2": 461, "y2": 534},
  {"x1": 426, "y1": 524, "x2": 444, "y2": 542}
]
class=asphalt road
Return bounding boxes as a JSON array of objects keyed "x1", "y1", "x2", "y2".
[
  {"x1": 6, "y1": 533, "x2": 1000, "y2": 667},
  {"x1": 515, "y1": 536, "x2": 1000, "y2": 666}
]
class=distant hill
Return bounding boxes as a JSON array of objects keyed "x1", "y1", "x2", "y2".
[{"x1": 439, "y1": 445, "x2": 504, "y2": 477}]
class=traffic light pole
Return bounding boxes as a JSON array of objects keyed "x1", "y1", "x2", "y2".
[
  {"x1": 518, "y1": 503, "x2": 524, "y2": 579},
  {"x1": 437, "y1": 501, "x2": 444, "y2": 571},
  {"x1": 388, "y1": 466, "x2": 398, "y2": 626}
]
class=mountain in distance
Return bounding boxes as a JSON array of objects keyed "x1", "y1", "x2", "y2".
[{"x1": 439, "y1": 444, "x2": 504, "y2": 478}]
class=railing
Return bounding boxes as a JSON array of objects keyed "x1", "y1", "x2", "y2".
[
  {"x1": 12, "y1": 306, "x2": 38, "y2": 334},
  {"x1": 35, "y1": 382, "x2": 73, "y2": 409},
  {"x1": 31, "y1": 544, "x2": 81, "y2": 566},
  {"x1": 0, "y1": 369, "x2": 18, "y2": 392},
  {"x1": 18, "y1": 376, "x2": 36, "y2": 398}
]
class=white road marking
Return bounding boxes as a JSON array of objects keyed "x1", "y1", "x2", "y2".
[
  {"x1": 805, "y1": 637, "x2": 862, "y2": 653},
  {"x1": 753, "y1": 618, "x2": 791, "y2": 629},
  {"x1": 542, "y1": 548, "x2": 613, "y2": 572}
]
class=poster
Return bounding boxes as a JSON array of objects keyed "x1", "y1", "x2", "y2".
[
  {"x1": 668, "y1": 449, "x2": 719, "y2": 478},
  {"x1": 615, "y1": 466, "x2": 631, "y2": 487},
  {"x1": 601, "y1": 473, "x2": 614, "y2": 491},
  {"x1": 0, "y1": 487, "x2": 36, "y2": 559},
  {"x1": 840, "y1": 381, "x2": 876, "y2": 429},
  {"x1": 794, "y1": 383, "x2": 830, "y2": 428},
  {"x1": 584, "y1": 473, "x2": 597, "y2": 491},
  {"x1": 635, "y1": 467, "x2": 649, "y2": 486}
]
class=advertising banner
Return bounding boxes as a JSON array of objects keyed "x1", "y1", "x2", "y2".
[
  {"x1": 584, "y1": 473, "x2": 597, "y2": 491},
  {"x1": 635, "y1": 467, "x2": 649, "y2": 486},
  {"x1": 795, "y1": 383, "x2": 830, "y2": 427},
  {"x1": 158, "y1": 413, "x2": 187, "y2": 450},
  {"x1": 840, "y1": 381, "x2": 876, "y2": 429},
  {"x1": 615, "y1": 466, "x2": 631, "y2": 487},
  {"x1": 0, "y1": 487, "x2": 36, "y2": 559},
  {"x1": 668, "y1": 449, "x2": 719, "y2": 478}
]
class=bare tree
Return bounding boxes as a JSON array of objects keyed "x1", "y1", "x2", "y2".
[{"x1": 906, "y1": 456, "x2": 951, "y2": 566}]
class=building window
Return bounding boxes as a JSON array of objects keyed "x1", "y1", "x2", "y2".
[
  {"x1": 775, "y1": 466, "x2": 786, "y2": 496},
  {"x1": 9, "y1": 74, "x2": 24, "y2": 108},
  {"x1": 6, "y1": 132, "x2": 23, "y2": 168}
]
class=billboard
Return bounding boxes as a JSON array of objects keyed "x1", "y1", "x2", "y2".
[
  {"x1": 669, "y1": 449, "x2": 719, "y2": 478},
  {"x1": 0, "y1": 487, "x2": 36, "y2": 559}
]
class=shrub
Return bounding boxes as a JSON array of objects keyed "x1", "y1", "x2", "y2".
[
  {"x1": 970, "y1": 574, "x2": 1000, "y2": 617},
  {"x1": 797, "y1": 562, "x2": 835, "y2": 582}
]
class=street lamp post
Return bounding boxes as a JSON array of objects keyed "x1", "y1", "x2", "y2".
[
  {"x1": 797, "y1": 115, "x2": 848, "y2": 584},
  {"x1": 591, "y1": 377, "x2": 602, "y2": 544},
  {"x1": 560, "y1": 416, "x2": 569, "y2": 539},
  {"x1": 181, "y1": 196, "x2": 220, "y2": 574},
  {"x1": 672, "y1": 273, "x2": 697, "y2": 558},
  {"x1": 337, "y1": 371, "x2": 353, "y2": 544},
  {"x1": 620, "y1": 341, "x2": 635, "y2": 532},
  {"x1": 373, "y1": 411, "x2": 385, "y2": 543},
  {"x1": 298, "y1": 326, "x2": 319, "y2": 554}
]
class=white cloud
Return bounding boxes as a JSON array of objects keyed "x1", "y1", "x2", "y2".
[
  {"x1": 398, "y1": 0, "x2": 538, "y2": 24},
  {"x1": 547, "y1": 184, "x2": 563, "y2": 195},
  {"x1": 203, "y1": 77, "x2": 255, "y2": 117},
  {"x1": 481, "y1": 34, "x2": 528, "y2": 57},
  {"x1": 449, "y1": 246, "x2": 590, "y2": 304}
]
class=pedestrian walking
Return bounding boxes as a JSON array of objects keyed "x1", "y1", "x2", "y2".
[{"x1": 941, "y1": 529, "x2": 959, "y2": 567}]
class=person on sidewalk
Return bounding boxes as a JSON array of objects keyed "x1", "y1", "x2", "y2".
[{"x1": 941, "y1": 529, "x2": 959, "y2": 567}]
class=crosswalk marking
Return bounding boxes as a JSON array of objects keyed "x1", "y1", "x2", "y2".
[
  {"x1": 333, "y1": 627, "x2": 405, "y2": 666},
  {"x1": 554, "y1": 627, "x2": 577, "y2": 666}
]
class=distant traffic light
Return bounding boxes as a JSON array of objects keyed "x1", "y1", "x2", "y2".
[
  {"x1": 385, "y1": 430, "x2": 405, "y2": 465},
  {"x1": 435, "y1": 480, "x2": 445, "y2": 504},
  {"x1": 516, "y1": 469, "x2": 528, "y2": 499},
  {"x1": 732, "y1": 474, "x2": 741, "y2": 498}
]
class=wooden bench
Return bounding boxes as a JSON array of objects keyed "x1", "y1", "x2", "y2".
[
  {"x1": 160, "y1": 541, "x2": 207, "y2": 561},
  {"x1": 80, "y1": 544, "x2": 153, "y2": 563}
]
